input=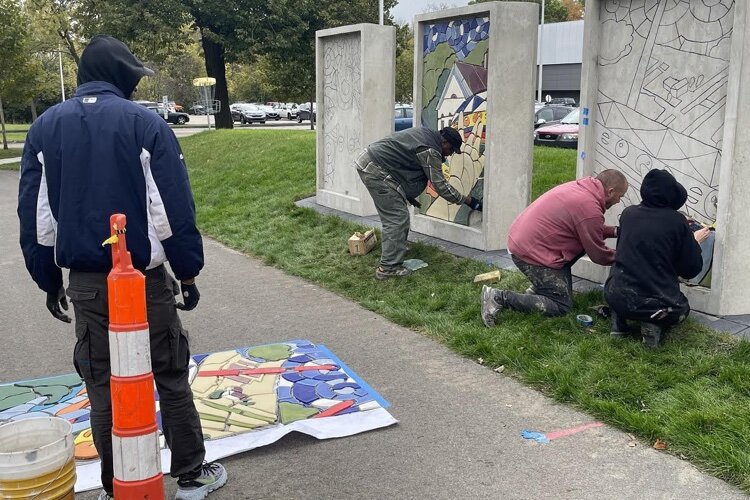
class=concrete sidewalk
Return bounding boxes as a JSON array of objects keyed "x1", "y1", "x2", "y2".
[{"x1": 0, "y1": 170, "x2": 743, "y2": 499}]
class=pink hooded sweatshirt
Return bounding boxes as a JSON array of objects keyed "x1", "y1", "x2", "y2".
[{"x1": 507, "y1": 177, "x2": 617, "y2": 269}]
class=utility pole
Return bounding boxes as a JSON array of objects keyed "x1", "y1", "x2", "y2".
[
  {"x1": 537, "y1": 0, "x2": 545, "y2": 103},
  {"x1": 379, "y1": 0, "x2": 383, "y2": 25}
]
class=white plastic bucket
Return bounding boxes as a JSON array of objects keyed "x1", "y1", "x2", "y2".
[{"x1": 0, "y1": 417, "x2": 76, "y2": 499}]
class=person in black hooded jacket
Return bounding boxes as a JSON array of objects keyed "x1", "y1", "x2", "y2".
[
  {"x1": 18, "y1": 36, "x2": 227, "y2": 499},
  {"x1": 604, "y1": 169, "x2": 710, "y2": 348}
]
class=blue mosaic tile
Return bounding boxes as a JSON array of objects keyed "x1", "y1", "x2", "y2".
[
  {"x1": 282, "y1": 372, "x2": 304, "y2": 383},
  {"x1": 292, "y1": 383, "x2": 317, "y2": 404}
]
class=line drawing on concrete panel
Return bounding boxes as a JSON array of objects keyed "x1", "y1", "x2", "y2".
[
  {"x1": 594, "y1": 0, "x2": 734, "y2": 224},
  {"x1": 322, "y1": 34, "x2": 362, "y2": 188}
]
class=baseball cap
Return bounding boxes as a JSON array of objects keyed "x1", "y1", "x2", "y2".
[{"x1": 440, "y1": 127, "x2": 463, "y2": 154}]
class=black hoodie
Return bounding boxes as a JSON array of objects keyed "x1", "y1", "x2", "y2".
[
  {"x1": 604, "y1": 169, "x2": 703, "y2": 313},
  {"x1": 77, "y1": 35, "x2": 154, "y2": 98}
]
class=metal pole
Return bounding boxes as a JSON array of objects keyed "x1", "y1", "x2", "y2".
[
  {"x1": 537, "y1": 0, "x2": 545, "y2": 103},
  {"x1": 379, "y1": 0, "x2": 383, "y2": 25},
  {"x1": 58, "y1": 52, "x2": 66, "y2": 102}
]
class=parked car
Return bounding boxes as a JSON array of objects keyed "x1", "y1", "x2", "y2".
[
  {"x1": 534, "y1": 101, "x2": 546, "y2": 113},
  {"x1": 277, "y1": 103, "x2": 298, "y2": 120},
  {"x1": 534, "y1": 108, "x2": 579, "y2": 148},
  {"x1": 297, "y1": 102, "x2": 316, "y2": 123},
  {"x1": 232, "y1": 103, "x2": 266, "y2": 124},
  {"x1": 534, "y1": 105, "x2": 574, "y2": 129},
  {"x1": 548, "y1": 97, "x2": 576, "y2": 106},
  {"x1": 144, "y1": 105, "x2": 190, "y2": 124},
  {"x1": 258, "y1": 104, "x2": 281, "y2": 121},
  {"x1": 395, "y1": 105, "x2": 414, "y2": 131}
]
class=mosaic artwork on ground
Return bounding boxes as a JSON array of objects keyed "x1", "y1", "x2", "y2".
[
  {"x1": 594, "y1": 0, "x2": 734, "y2": 226},
  {"x1": 321, "y1": 33, "x2": 362, "y2": 193},
  {"x1": 0, "y1": 340, "x2": 392, "y2": 471},
  {"x1": 419, "y1": 16, "x2": 489, "y2": 226}
]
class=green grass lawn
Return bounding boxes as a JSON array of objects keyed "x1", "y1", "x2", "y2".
[
  {"x1": 2, "y1": 124, "x2": 30, "y2": 144},
  {"x1": 0, "y1": 148, "x2": 22, "y2": 160},
  {"x1": 180, "y1": 130, "x2": 749, "y2": 491},
  {"x1": 0, "y1": 162, "x2": 20, "y2": 171}
]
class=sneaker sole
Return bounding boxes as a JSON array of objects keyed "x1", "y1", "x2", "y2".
[{"x1": 175, "y1": 469, "x2": 228, "y2": 500}]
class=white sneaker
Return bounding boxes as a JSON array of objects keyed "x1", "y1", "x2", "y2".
[{"x1": 175, "y1": 462, "x2": 228, "y2": 500}]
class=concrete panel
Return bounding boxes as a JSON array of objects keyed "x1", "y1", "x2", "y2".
[
  {"x1": 316, "y1": 24, "x2": 396, "y2": 216},
  {"x1": 576, "y1": 0, "x2": 749, "y2": 315},
  {"x1": 412, "y1": 2, "x2": 538, "y2": 251}
]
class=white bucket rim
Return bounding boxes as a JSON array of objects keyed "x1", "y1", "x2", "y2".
[{"x1": 0, "y1": 416, "x2": 73, "y2": 458}]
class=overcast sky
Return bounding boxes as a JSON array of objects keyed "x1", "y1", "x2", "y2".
[{"x1": 391, "y1": 0, "x2": 472, "y2": 24}]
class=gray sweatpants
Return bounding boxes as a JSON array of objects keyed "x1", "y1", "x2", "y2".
[
  {"x1": 355, "y1": 151, "x2": 410, "y2": 270},
  {"x1": 67, "y1": 265, "x2": 204, "y2": 494}
]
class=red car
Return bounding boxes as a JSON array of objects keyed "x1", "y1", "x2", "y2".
[{"x1": 534, "y1": 108, "x2": 579, "y2": 148}]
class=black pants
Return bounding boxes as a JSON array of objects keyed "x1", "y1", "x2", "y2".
[
  {"x1": 604, "y1": 282, "x2": 690, "y2": 328},
  {"x1": 68, "y1": 265, "x2": 204, "y2": 493},
  {"x1": 500, "y1": 254, "x2": 579, "y2": 317}
]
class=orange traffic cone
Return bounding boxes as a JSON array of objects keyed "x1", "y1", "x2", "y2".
[{"x1": 103, "y1": 214, "x2": 165, "y2": 499}]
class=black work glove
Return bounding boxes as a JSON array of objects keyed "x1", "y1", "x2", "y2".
[
  {"x1": 466, "y1": 196, "x2": 482, "y2": 211},
  {"x1": 407, "y1": 197, "x2": 422, "y2": 209},
  {"x1": 176, "y1": 281, "x2": 200, "y2": 311},
  {"x1": 46, "y1": 287, "x2": 72, "y2": 323}
]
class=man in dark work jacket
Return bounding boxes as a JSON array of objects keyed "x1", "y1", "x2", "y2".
[
  {"x1": 605, "y1": 169, "x2": 709, "y2": 348},
  {"x1": 355, "y1": 127, "x2": 482, "y2": 279}
]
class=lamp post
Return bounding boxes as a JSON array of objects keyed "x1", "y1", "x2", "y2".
[
  {"x1": 537, "y1": 0, "x2": 545, "y2": 103},
  {"x1": 58, "y1": 51, "x2": 66, "y2": 102},
  {"x1": 379, "y1": 0, "x2": 383, "y2": 25}
]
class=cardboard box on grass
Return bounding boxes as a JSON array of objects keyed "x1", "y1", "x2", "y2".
[{"x1": 348, "y1": 230, "x2": 377, "y2": 255}]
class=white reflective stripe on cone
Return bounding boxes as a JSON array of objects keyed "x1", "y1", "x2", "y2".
[
  {"x1": 112, "y1": 430, "x2": 162, "y2": 481},
  {"x1": 109, "y1": 328, "x2": 152, "y2": 377}
]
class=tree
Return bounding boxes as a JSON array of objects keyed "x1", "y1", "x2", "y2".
[
  {"x1": 560, "y1": 0, "x2": 584, "y2": 20},
  {"x1": 0, "y1": 0, "x2": 36, "y2": 148},
  {"x1": 260, "y1": 0, "x2": 399, "y2": 129},
  {"x1": 395, "y1": 31, "x2": 414, "y2": 103},
  {"x1": 468, "y1": 0, "x2": 569, "y2": 24}
]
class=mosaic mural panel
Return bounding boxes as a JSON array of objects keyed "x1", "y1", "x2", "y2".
[
  {"x1": 593, "y1": 0, "x2": 735, "y2": 225},
  {"x1": 419, "y1": 17, "x2": 490, "y2": 226},
  {"x1": 0, "y1": 340, "x2": 394, "y2": 491}
]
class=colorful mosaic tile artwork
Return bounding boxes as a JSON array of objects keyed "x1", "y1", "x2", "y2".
[
  {"x1": 0, "y1": 340, "x2": 390, "y2": 461},
  {"x1": 419, "y1": 16, "x2": 489, "y2": 226}
]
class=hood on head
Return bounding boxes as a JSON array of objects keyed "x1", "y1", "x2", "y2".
[
  {"x1": 77, "y1": 35, "x2": 154, "y2": 97},
  {"x1": 640, "y1": 169, "x2": 687, "y2": 210}
]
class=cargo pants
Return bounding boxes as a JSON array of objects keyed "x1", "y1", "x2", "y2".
[
  {"x1": 355, "y1": 149, "x2": 411, "y2": 270},
  {"x1": 67, "y1": 265, "x2": 204, "y2": 494}
]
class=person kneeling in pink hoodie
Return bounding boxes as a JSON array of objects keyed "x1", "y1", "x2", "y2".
[{"x1": 480, "y1": 170, "x2": 628, "y2": 327}]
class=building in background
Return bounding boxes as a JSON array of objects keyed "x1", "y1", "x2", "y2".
[{"x1": 536, "y1": 20, "x2": 584, "y2": 103}]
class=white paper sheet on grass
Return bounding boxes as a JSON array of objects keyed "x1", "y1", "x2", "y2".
[{"x1": 74, "y1": 408, "x2": 397, "y2": 492}]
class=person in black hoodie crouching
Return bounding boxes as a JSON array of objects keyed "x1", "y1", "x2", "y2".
[{"x1": 604, "y1": 169, "x2": 710, "y2": 348}]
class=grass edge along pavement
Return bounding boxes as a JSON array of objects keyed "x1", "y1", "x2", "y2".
[
  {"x1": 4, "y1": 129, "x2": 744, "y2": 489},
  {"x1": 181, "y1": 130, "x2": 749, "y2": 492}
]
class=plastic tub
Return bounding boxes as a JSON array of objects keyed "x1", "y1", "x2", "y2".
[{"x1": 0, "y1": 417, "x2": 76, "y2": 499}]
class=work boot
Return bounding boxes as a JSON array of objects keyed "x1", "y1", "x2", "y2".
[
  {"x1": 481, "y1": 285, "x2": 503, "y2": 328},
  {"x1": 641, "y1": 322, "x2": 664, "y2": 349},
  {"x1": 176, "y1": 462, "x2": 227, "y2": 500},
  {"x1": 375, "y1": 266, "x2": 413, "y2": 280},
  {"x1": 610, "y1": 311, "x2": 631, "y2": 338}
]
